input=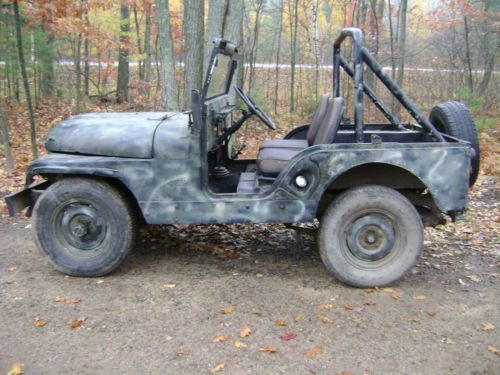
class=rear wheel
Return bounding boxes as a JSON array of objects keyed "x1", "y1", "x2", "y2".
[
  {"x1": 33, "y1": 177, "x2": 136, "y2": 277},
  {"x1": 429, "y1": 101, "x2": 480, "y2": 187},
  {"x1": 318, "y1": 185, "x2": 423, "y2": 287}
]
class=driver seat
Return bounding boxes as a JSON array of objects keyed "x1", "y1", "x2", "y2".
[
  {"x1": 259, "y1": 93, "x2": 330, "y2": 150},
  {"x1": 257, "y1": 97, "x2": 345, "y2": 176}
]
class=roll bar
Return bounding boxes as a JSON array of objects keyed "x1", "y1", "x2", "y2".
[{"x1": 333, "y1": 28, "x2": 445, "y2": 143}]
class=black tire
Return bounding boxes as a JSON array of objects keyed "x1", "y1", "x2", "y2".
[
  {"x1": 429, "y1": 101, "x2": 480, "y2": 187},
  {"x1": 33, "y1": 177, "x2": 136, "y2": 277},
  {"x1": 318, "y1": 185, "x2": 423, "y2": 288}
]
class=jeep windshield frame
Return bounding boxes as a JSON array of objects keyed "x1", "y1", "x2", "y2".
[{"x1": 201, "y1": 39, "x2": 239, "y2": 101}]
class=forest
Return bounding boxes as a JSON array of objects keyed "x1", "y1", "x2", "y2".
[{"x1": 0, "y1": 0, "x2": 498, "y2": 194}]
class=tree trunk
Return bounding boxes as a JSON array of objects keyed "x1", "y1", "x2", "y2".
[
  {"x1": 0, "y1": 101, "x2": 14, "y2": 172},
  {"x1": 40, "y1": 23, "x2": 55, "y2": 97},
  {"x1": 183, "y1": 0, "x2": 205, "y2": 109},
  {"x1": 13, "y1": 0, "x2": 37, "y2": 159},
  {"x1": 387, "y1": 0, "x2": 396, "y2": 80},
  {"x1": 156, "y1": 0, "x2": 178, "y2": 110},
  {"x1": 84, "y1": 7, "x2": 90, "y2": 97},
  {"x1": 75, "y1": 33, "x2": 82, "y2": 113},
  {"x1": 394, "y1": 0, "x2": 407, "y2": 117},
  {"x1": 117, "y1": 2, "x2": 130, "y2": 103},
  {"x1": 274, "y1": 0, "x2": 284, "y2": 114},
  {"x1": 311, "y1": 0, "x2": 320, "y2": 101},
  {"x1": 133, "y1": 5, "x2": 144, "y2": 81},
  {"x1": 463, "y1": 16, "x2": 473, "y2": 93},
  {"x1": 289, "y1": 0, "x2": 299, "y2": 112},
  {"x1": 144, "y1": 4, "x2": 152, "y2": 97},
  {"x1": 248, "y1": 1, "x2": 264, "y2": 94}
]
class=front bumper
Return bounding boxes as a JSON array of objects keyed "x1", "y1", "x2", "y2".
[{"x1": 4, "y1": 181, "x2": 50, "y2": 217}]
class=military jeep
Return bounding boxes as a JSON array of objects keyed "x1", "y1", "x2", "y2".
[{"x1": 5, "y1": 28, "x2": 480, "y2": 287}]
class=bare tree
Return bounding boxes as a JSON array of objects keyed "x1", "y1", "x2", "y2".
[
  {"x1": 0, "y1": 100, "x2": 14, "y2": 172},
  {"x1": 289, "y1": 0, "x2": 299, "y2": 112},
  {"x1": 248, "y1": 0, "x2": 264, "y2": 94},
  {"x1": 274, "y1": 0, "x2": 284, "y2": 113},
  {"x1": 13, "y1": 0, "x2": 37, "y2": 159},
  {"x1": 156, "y1": 0, "x2": 178, "y2": 110},
  {"x1": 394, "y1": 0, "x2": 407, "y2": 117},
  {"x1": 117, "y1": 2, "x2": 130, "y2": 103},
  {"x1": 183, "y1": 0, "x2": 205, "y2": 108},
  {"x1": 144, "y1": 2, "x2": 153, "y2": 97}
]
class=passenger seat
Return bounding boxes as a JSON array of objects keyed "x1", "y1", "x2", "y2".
[
  {"x1": 259, "y1": 93, "x2": 330, "y2": 150},
  {"x1": 256, "y1": 97, "x2": 345, "y2": 176}
]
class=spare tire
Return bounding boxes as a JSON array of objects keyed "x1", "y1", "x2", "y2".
[{"x1": 429, "y1": 101, "x2": 480, "y2": 187}]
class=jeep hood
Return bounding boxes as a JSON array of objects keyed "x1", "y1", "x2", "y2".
[{"x1": 45, "y1": 112, "x2": 179, "y2": 158}]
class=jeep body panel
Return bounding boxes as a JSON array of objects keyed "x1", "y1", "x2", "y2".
[{"x1": 24, "y1": 137, "x2": 470, "y2": 225}]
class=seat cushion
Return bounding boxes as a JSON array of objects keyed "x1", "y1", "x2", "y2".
[
  {"x1": 257, "y1": 147, "x2": 302, "y2": 175},
  {"x1": 259, "y1": 139, "x2": 308, "y2": 150}
]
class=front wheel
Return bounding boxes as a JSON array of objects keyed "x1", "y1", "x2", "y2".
[
  {"x1": 33, "y1": 177, "x2": 136, "y2": 277},
  {"x1": 318, "y1": 185, "x2": 423, "y2": 287}
]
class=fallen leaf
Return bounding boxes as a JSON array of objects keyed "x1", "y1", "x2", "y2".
[
  {"x1": 413, "y1": 295, "x2": 427, "y2": 300},
  {"x1": 319, "y1": 316, "x2": 334, "y2": 324},
  {"x1": 426, "y1": 310, "x2": 438, "y2": 317},
  {"x1": 210, "y1": 363, "x2": 225, "y2": 373},
  {"x1": 482, "y1": 322, "x2": 495, "y2": 331},
  {"x1": 7, "y1": 363, "x2": 23, "y2": 375},
  {"x1": 234, "y1": 341, "x2": 247, "y2": 348},
  {"x1": 294, "y1": 314, "x2": 302, "y2": 322},
  {"x1": 280, "y1": 332, "x2": 297, "y2": 341},
  {"x1": 363, "y1": 288, "x2": 377, "y2": 293},
  {"x1": 383, "y1": 288, "x2": 394, "y2": 293},
  {"x1": 127, "y1": 268, "x2": 137, "y2": 274},
  {"x1": 213, "y1": 335, "x2": 229, "y2": 343},
  {"x1": 488, "y1": 346, "x2": 499, "y2": 355},
  {"x1": 222, "y1": 306, "x2": 234, "y2": 315},
  {"x1": 8, "y1": 266, "x2": 17, "y2": 272},
  {"x1": 305, "y1": 346, "x2": 324, "y2": 358},
  {"x1": 352, "y1": 316, "x2": 364, "y2": 324},
  {"x1": 320, "y1": 304, "x2": 333, "y2": 310},
  {"x1": 260, "y1": 346, "x2": 278, "y2": 353},
  {"x1": 54, "y1": 297, "x2": 81, "y2": 305},
  {"x1": 239, "y1": 327, "x2": 252, "y2": 338},
  {"x1": 32, "y1": 318, "x2": 47, "y2": 327},
  {"x1": 163, "y1": 283, "x2": 176, "y2": 289},
  {"x1": 390, "y1": 291, "x2": 401, "y2": 300},
  {"x1": 274, "y1": 320, "x2": 288, "y2": 327},
  {"x1": 466, "y1": 275, "x2": 481, "y2": 283},
  {"x1": 175, "y1": 348, "x2": 185, "y2": 356},
  {"x1": 69, "y1": 317, "x2": 86, "y2": 329},
  {"x1": 363, "y1": 301, "x2": 376, "y2": 306},
  {"x1": 344, "y1": 303, "x2": 354, "y2": 310},
  {"x1": 253, "y1": 310, "x2": 264, "y2": 316},
  {"x1": 407, "y1": 316, "x2": 421, "y2": 323}
]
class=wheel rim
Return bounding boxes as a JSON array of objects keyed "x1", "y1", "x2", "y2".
[
  {"x1": 54, "y1": 201, "x2": 108, "y2": 254},
  {"x1": 346, "y1": 214, "x2": 395, "y2": 261}
]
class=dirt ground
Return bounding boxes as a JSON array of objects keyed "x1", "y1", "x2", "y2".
[{"x1": 0, "y1": 177, "x2": 499, "y2": 375}]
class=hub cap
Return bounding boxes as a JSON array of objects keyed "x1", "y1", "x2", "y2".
[
  {"x1": 55, "y1": 202, "x2": 107, "y2": 252},
  {"x1": 346, "y1": 214, "x2": 395, "y2": 261}
]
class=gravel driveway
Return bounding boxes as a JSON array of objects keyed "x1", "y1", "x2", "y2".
[{"x1": 1, "y1": 177, "x2": 499, "y2": 375}]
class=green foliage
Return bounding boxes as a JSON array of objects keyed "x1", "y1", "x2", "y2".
[
  {"x1": 300, "y1": 94, "x2": 319, "y2": 116},
  {"x1": 456, "y1": 87, "x2": 483, "y2": 112},
  {"x1": 475, "y1": 117, "x2": 496, "y2": 130}
]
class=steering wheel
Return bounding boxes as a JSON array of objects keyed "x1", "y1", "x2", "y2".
[{"x1": 234, "y1": 87, "x2": 277, "y2": 130}]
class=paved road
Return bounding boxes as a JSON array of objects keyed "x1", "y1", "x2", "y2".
[{"x1": 0, "y1": 212, "x2": 498, "y2": 374}]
